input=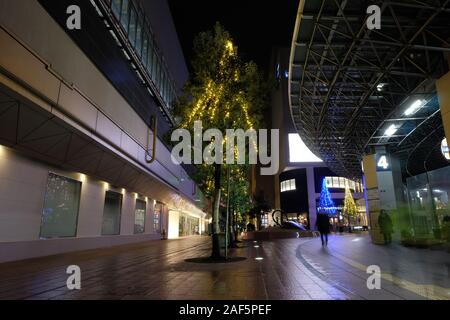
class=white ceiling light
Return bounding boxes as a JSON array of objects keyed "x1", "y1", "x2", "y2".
[
  {"x1": 404, "y1": 99, "x2": 426, "y2": 116},
  {"x1": 384, "y1": 124, "x2": 398, "y2": 137}
]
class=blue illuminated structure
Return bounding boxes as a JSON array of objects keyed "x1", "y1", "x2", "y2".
[{"x1": 318, "y1": 178, "x2": 337, "y2": 216}]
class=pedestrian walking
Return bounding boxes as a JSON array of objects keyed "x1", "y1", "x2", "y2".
[
  {"x1": 378, "y1": 210, "x2": 393, "y2": 244},
  {"x1": 316, "y1": 210, "x2": 331, "y2": 246}
]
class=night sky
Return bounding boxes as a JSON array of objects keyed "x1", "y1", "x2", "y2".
[{"x1": 168, "y1": 0, "x2": 300, "y2": 73}]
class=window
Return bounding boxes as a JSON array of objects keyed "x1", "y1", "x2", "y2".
[
  {"x1": 339, "y1": 177, "x2": 346, "y2": 188},
  {"x1": 280, "y1": 179, "x2": 296, "y2": 192},
  {"x1": 261, "y1": 214, "x2": 269, "y2": 228},
  {"x1": 324, "y1": 176, "x2": 359, "y2": 191},
  {"x1": 142, "y1": 32, "x2": 148, "y2": 68},
  {"x1": 128, "y1": 5, "x2": 137, "y2": 47},
  {"x1": 40, "y1": 173, "x2": 81, "y2": 239},
  {"x1": 135, "y1": 14, "x2": 143, "y2": 56},
  {"x1": 155, "y1": 57, "x2": 161, "y2": 88},
  {"x1": 102, "y1": 191, "x2": 123, "y2": 235},
  {"x1": 134, "y1": 199, "x2": 146, "y2": 234},
  {"x1": 119, "y1": 0, "x2": 129, "y2": 33},
  {"x1": 108, "y1": 0, "x2": 177, "y2": 112},
  {"x1": 111, "y1": 0, "x2": 121, "y2": 18},
  {"x1": 147, "y1": 36, "x2": 155, "y2": 74},
  {"x1": 154, "y1": 202, "x2": 162, "y2": 233}
]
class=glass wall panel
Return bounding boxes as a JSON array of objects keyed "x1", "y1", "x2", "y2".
[
  {"x1": 135, "y1": 14, "x2": 143, "y2": 56},
  {"x1": 40, "y1": 173, "x2": 81, "y2": 239},
  {"x1": 154, "y1": 202, "x2": 162, "y2": 233},
  {"x1": 134, "y1": 199, "x2": 146, "y2": 234},
  {"x1": 112, "y1": 0, "x2": 121, "y2": 18},
  {"x1": 142, "y1": 32, "x2": 148, "y2": 68},
  {"x1": 147, "y1": 36, "x2": 155, "y2": 74},
  {"x1": 406, "y1": 166, "x2": 450, "y2": 241},
  {"x1": 128, "y1": 5, "x2": 137, "y2": 47},
  {"x1": 179, "y1": 213, "x2": 200, "y2": 237},
  {"x1": 120, "y1": 0, "x2": 129, "y2": 32},
  {"x1": 102, "y1": 191, "x2": 123, "y2": 235}
]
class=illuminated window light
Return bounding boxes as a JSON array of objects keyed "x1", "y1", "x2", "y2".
[
  {"x1": 404, "y1": 99, "x2": 426, "y2": 116},
  {"x1": 280, "y1": 179, "x2": 296, "y2": 192},
  {"x1": 288, "y1": 134, "x2": 322, "y2": 163},
  {"x1": 384, "y1": 124, "x2": 398, "y2": 137},
  {"x1": 254, "y1": 245, "x2": 260, "y2": 248},
  {"x1": 255, "y1": 257, "x2": 264, "y2": 261}
]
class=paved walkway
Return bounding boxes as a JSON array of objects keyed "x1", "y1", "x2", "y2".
[{"x1": 0, "y1": 234, "x2": 448, "y2": 300}]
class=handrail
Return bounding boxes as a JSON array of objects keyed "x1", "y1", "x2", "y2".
[{"x1": 146, "y1": 116, "x2": 157, "y2": 163}]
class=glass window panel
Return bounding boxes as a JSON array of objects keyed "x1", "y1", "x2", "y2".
[
  {"x1": 40, "y1": 173, "x2": 81, "y2": 238},
  {"x1": 135, "y1": 14, "x2": 143, "y2": 56},
  {"x1": 161, "y1": 72, "x2": 167, "y2": 102},
  {"x1": 291, "y1": 179, "x2": 296, "y2": 190},
  {"x1": 147, "y1": 40, "x2": 154, "y2": 73},
  {"x1": 128, "y1": 5, "x2": 137, "y2": 47},
  {"x1": 326, "y1": 177, "x2": 332, "y2": 187},
  {"x1": 332, "y1": 177, "x2": 339, "y2": 188},
  {"x1": 134, "y1": 199, "x2": 146, "y2": 234},
  {"x1": 120, "y1": 0, "x2": 129, "y2": 32},
  {"x1": 154, "y1": 203, "x2": 162, "y2": 233},
  {"x1": 339, "y1": 177, "x2": 346, "y2": 188},
  {"x1": 142, "y1": 33, "x2": 148, "y2": 68},
  {"x1": 102, "y1": 191, "x2": 123, "y2": 235},
  {"x1": 112, "y1": 0, "x2": 121, "y2": 19},
  {"x1": 155, "y1": 57, "x2": 161, "y2": 89},
  {"x1": 151, "y1": 52, "x2": 157, "y2": 81},
  {"x1": 349, "y1": 180, "x2": 355, "y2": 190}
]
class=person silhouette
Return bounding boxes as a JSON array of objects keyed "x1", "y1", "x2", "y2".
[{"x1": 316, "y1": 210, "x2": 331, "y2": 246}]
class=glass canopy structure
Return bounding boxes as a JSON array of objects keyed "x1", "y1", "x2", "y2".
[{"x1": 288, "y1": 0, "x2": 450, "y2": 178}]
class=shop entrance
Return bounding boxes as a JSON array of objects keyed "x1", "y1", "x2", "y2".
[{"x1": 179, "y1": 214, "x2": 200, "y2": 237}]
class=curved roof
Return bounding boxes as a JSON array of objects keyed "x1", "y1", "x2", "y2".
[{"x1": 289, "y1": 0, "x2": 450, "y2": 178}]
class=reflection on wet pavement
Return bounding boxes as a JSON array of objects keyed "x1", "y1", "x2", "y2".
[{"x1": 0, "y1": 234, "x2": 448, "y2": 300}]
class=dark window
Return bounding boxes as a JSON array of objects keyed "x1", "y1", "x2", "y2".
[
  {"x1": 128, "y1": 5, "x2": 137, "y2": 47},
  {"x1": 102, "y1": 191, "x2": 123, "y2": 235},
  {"x1": 40, "y1": 173, "x2": 81, "y2": 239},
  {"x1": 134, "y1": 199, "x2": 146, "y2": 234},
  {"x1": 119, "y1": 0, "x2": 129, "y2": 33},
  {"x1": 111, "y1": 0, "x2": 121, "y2": 19}
]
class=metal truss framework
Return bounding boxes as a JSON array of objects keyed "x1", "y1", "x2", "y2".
[{"x1": 289, "y1": 0, "x2": 450, "y2": 179}]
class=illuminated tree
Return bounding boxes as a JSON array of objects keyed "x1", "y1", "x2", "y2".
[
  {"x1": 344, "y1": 185, "x2": 358, "y2": 228},
  {"x1": 173, "y1": 23, "x2": 268, "y2": 258},
  {"x1": 318, "y1": 178, "x2": 336, "y2": 215}
]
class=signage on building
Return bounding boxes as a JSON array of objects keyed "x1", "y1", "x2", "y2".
[
  {"x1": 442, "y1": 138, "x2": 450, "y2": 160},
  {"x1": 376, "y1": 154, "x2": 391, "y2": 171}
]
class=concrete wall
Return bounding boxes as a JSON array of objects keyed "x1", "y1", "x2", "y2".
[
  {"x1": 0, "y1": 1, "x2": 208, "y2": 263},
  {"x1": 0, "y1": 0, "x2": 202, "y2": 205},
  {"x1": 0, "y1": 145, "x2": 162, "y2": 262}
]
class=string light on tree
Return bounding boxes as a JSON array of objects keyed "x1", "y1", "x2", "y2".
[{"x1": 318, "y1": 178, "x2": 336, "y2": 215}]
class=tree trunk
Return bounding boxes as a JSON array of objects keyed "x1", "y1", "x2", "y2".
[{"x1": 211, "y1": 163, "x2": 222, "y2": 259}]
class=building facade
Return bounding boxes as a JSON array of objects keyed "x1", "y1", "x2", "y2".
[
  {"x1": 0, "y1": 0, "x2": 206, "y2": 263},
  {"x1": 254, "y1": 48, "x2": 366, "y2": 231}
]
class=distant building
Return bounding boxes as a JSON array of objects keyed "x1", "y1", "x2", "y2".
[{"x1": 253, "y1": 48, "x2": 366, "y2": 230}]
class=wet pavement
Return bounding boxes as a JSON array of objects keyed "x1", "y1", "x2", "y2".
[{"x1": 0, "y1": 234, "x2": 449, "y2": 300}]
